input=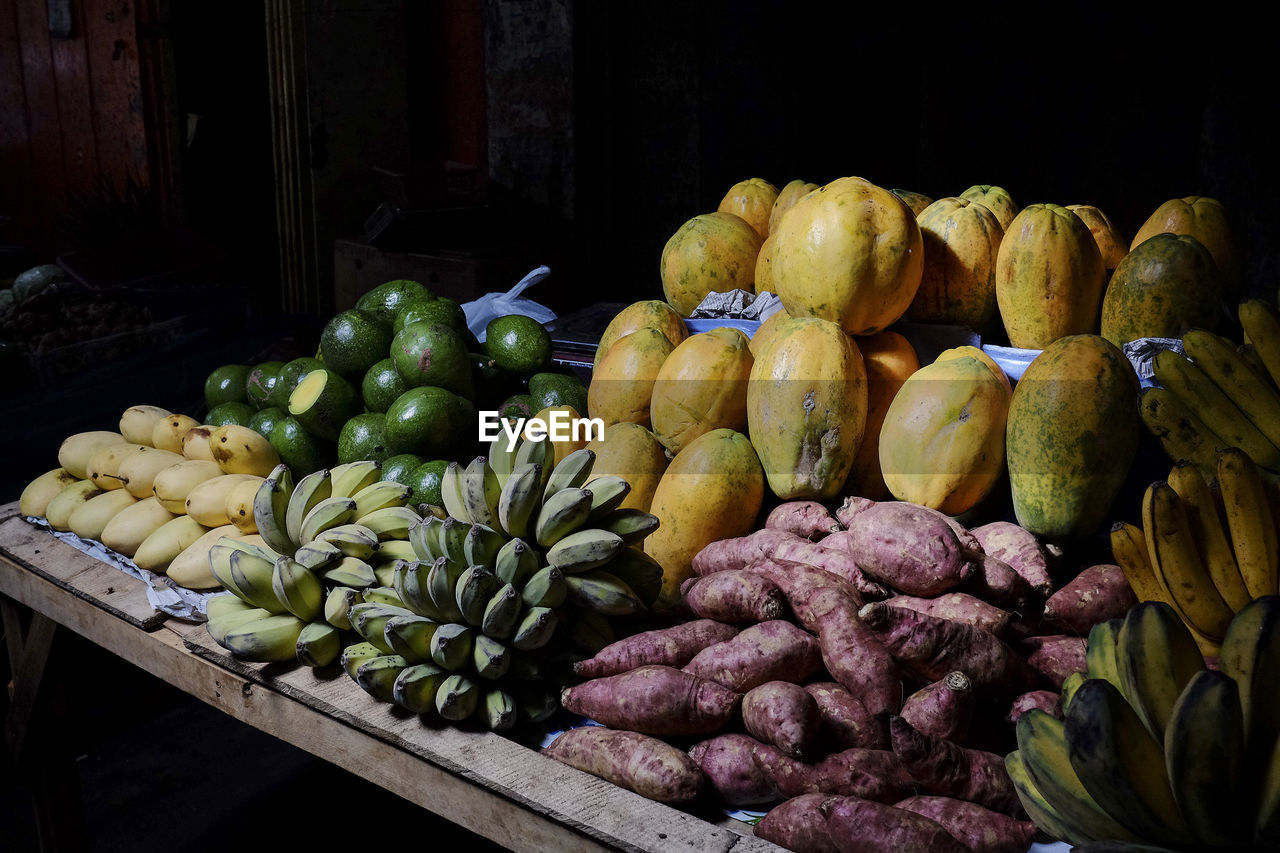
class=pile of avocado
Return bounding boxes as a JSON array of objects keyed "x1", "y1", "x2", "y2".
[{"x1": 202, "y1": 279, "x2": 587, "y2": 506}]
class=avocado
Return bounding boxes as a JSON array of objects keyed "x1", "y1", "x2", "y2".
[
  {"x1": 206, "y1": 401, "x2": 256, "y2": 428},
  {"x1": 528, "y1": 372, "x2": 588, "y2": 416},
  {"x1": 384, "y1": 385, "x2": 472, "y2": 457},
  {"x1": 498, "y1": 393, "x2": 536, "y2": 424},
  {"x1": 272, "y1": 357, "x2": 325, "y2": 409},
  {"x1": 407, "y1": 459, "x2": 451, "y2": 507},
  {"x1": 381, "y1": 453, "x2": 425, "y2": 488},
  {"x1": 391, "y1": 321, "x2": 474, "y2": 399},
  {"x1": 357, "y1": 279, "x2": 433, "y2": 328},
  {"x1": 204, "y1": 364, "x2": 252, "y2": 409},
  {"x1": 270, "y1": 415, "x2": 335, "y2": 476},
  {"x1": 470, "y1": 352, "x2": 518, "y2": 406},
  {"x1": 362, "y1": 357, "x2": 409, "y2": 413},
  {"x1": 320, "y1": 309, "x2": 393, "y2": 380},
  {"x1": 337, "y1": 412, "x2": 392, "y2": 465},
  {"x1": 245, "y1": 361, "x2": 286, "y2": 410},
  {"x1": 248, "y1": 406, "x2": 288, "y2": 441},
  {"x1": 287, "y1": 368, "x2": 362, "y2": 442},
  {"x1": 484, "y1": 315, "x2": 552, "y2": 376}
]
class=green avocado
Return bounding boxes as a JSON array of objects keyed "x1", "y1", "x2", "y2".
[
  {"x1": 528, "y1": 372, "x2": 588, "y2": 415},
  {"x1": 391, "y1": 321, "x2": 474, "y2": 399},
  {"x1": 337, "y1": 412, "x2": 392, "y2": 465},
  {"x1": 380, "y1": 453, "x2": 425, "y2": 488},
  {"x1": 270, "y1": 415, "x2": 335, "y2": 476},
  {"x1": 384, "y1": 386, "x2": 473, "y2": 458},
  {"x1": 272, "y1": 357, "x2": 325, "y2": 409},
  {"x1": 484, "y1": 315, "x2": 552, "y2": 377},
  {"x1": 245, "y1": 361, "x2": 285, "y2": 410},
  {"x1": 287, "y1": 368, "x2": 362, "y2": 442},
  {"x1": 362, "y1": 357, "x2": 409, "y2": 413},
  {"x1": 407, "y1": 459, "x2": 451, "y2": 507},
  {"x1": 358, "y1": 279, "x2": 433, "y2": 328},
  {"x1": 206, "y1": 401, "x2": 256, "y2": 428},
  {"x1": 248, "y1": 406, "x2": 288, "y2": 441},
  {"x1": 204, "y1": 364, "x2": 252, "y2": 409},
  {"x1": 320, "y1": 309, "x2": 394, "y2": 380}
]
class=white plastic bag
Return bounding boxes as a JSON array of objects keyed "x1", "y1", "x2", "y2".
[{"x1": 462, "y1": 265, "x2": 557, "y2": 342}]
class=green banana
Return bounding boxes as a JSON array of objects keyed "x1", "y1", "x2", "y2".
[
  {"x1": 1086, "y1": 618, "x2": 1126, "y2": 692},
  {"x1": 1259, "y1": 735, "x2": 1280, "y2": 842},
  {"x1": 435, "y1": 673, "x2": 479, "y2": 721},
  {"x1": 349, "y1": 602, "x2": 414, "y2": 654},
  {"x1": 392, "y1": 662, "x2": 447, "y2": 714},
  {"x1": 1005, "y1": 749, "x2": 1088, "y2": 846},
  {"x1": 371, "y1": 563, "x2": 395, "y2": 588},
  {"x1": 515, "y1": 683, "x2": 558, "y2": 724},
  {"x1": 383, "y1": 614, "x2": 437, "y2": 662},
  {"x1": 584, "y1": 475, "x2": 630, "y2": 520},
  {"x1": 570, "y1": 608, "x2": 615, "y2": 654},
  {"x1": 439, "y1": 461, "x2": 473, "y2": 523},
  {"x1": 394, "y1": 560, "x2": 441, "y2": 620},
  {"x1": 599, "y1": 546, "x2": 663, "y2": 608},
  {"x1": 409, "y1": 515, "x2": 443, "y2": 561},
  {"x1": 207, "y1": 542, "x2": 249, "y2": 601},
  {"x1": 206, "y1": 593, "x2": 256, "y2": 620},
  {"x1": 220, "y1": 537, "x2": 284, "y2": 565},
  {"x1": 1061, "y1": 670, "x2": 1086, "y2": 713},
  {"x1": 222, "y1": 613, "x2": 307, "y2": 662},
  {"x1": 1218, "y1": 596, "x2": 1280, "y2": 756},
  {"x1": 564, "y1": 569, "x2": 644, "y2": 616},
  {"x1": 351, "y1": 479, "x2": 412, "y2": 518},
  {"x1": 520, "y1": 566, "x2": 566, "y2": 610},
  {"x1": 494, "y1": 537, "x2": 540, "y2": 587},
  {"x1": 455, "y1": 566, "x2": 499, "y2": 626},
  {"x1": 314, "y1": 523, "x2": 380, "y2": 559},
  {"x1": 355, "y1": 654, "x2": 408, "y2": 703},
  {"x1": 506, "y1": 653, "x2": 541, "y2": 682},
  {"x1": 318, "y1": 556, "x2": 377, "y2": 589},
  {"x1": 462, "y1": 456, "x2": 503, "y2": 531},
  {"x1": 356, "y1": 505, "x2": 420, "y2": 540},
  {"x1": 481, "y1": 583, "x2": 524, "y2": 639},
  {"x1": 324, "y1": 586, "x2": 362, "y2": 630},
  {"x1": 228, "y1": 547, "x2": 288, "y2": 613},
  {"x1": 534, "y1": 487, "x2": 594, "y2": 547},
  {"x1": 295, "y1": 621, "x2": 341, "y2": 667},
  {"x1": 513, "y1": 436, "x2": 553, "y2": 491},
  {"x1": 253, "y1": 464, "x2": 296, "y2": 554},
  {"x1": 294, "y1": 539, "x2": 344, "y2": 570},
  {"x1": 426, "y1": 557, "x2": 466, "y2": 623},
  {"x1": 438, "y1": 516, "x2": 470, "y2": 564},
  {"x1": 487, "y1": 433, "x2": 519, "y2": 489},
  {"x1": 497, "y1": 462, "x2": 543, "y2": 540},
  {"x1": 596, "y1": 507, "x2": 660, "y2": 545},
  {"x1": 340, "y1": 641, "x2": 383, "y2": 680},
  {"x1": 511, "y1": 606, "x2": 558, "y2": 651},
  {"x1": 544, "y1": 528, "x2": 624, "y2": 573},
  {"x1": 373, "y1": 540, "x2": 415, "y2": 565},
  {"x1": 285, "y1": 468, "x2": 333, "y2": 545},
  {"x1": 472, "y1": 634, "x2": 511, "y2": 680},
  {"x1": 429, "y1": 622, "x2": 474, "y2": 671},
  {"x1": 1163, "y1": 669, "x2": 1247, "y2": 847},
  {"x1": 207, "y1": 607, "x2": 272, "y2": 645},
  {"x1": 362, "y1": 586, "x2": 403, "y2": 607},
  {"x1": 270, "y1": 555, "x2": 324, "y2": 621},
  {"x1": 328, "y1": 460, "x2": 382, "y2": 499},
  {"x1": 1118, "y1": 601, "x2": 1204, "y2": 742},
  {"x1": 463, "y1": 523, "x2": 504, "y2": 570},
  {"x1": 300, "y1": 496, "x2": 357, "y2": 544},
  {"x1": 542, "y1": 447, "x2": 595, "y2": 500},
  {"x1": 483, "y1": 687, "x2": 516, "y2": 732}
]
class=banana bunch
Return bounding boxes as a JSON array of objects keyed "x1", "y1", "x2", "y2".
[
  {"x1": 1009, "y1": 597, "x2": 1280, "y2": 850},
  {"x1": 1141, "y1": 304, "x2": 1280, "y2": 479},
  {"x1": 1110, "y1": 447, "x2": 1278, "y2": 650}
]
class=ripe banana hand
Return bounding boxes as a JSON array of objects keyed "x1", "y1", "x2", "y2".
[
  {"x1": 1117, "y1": 601, "x2": 1205, "y2": 742},
  {"x1": 1164, "y1": 669, "x2": 1248, "y2": 847},
  {"x1": 1218, "y1": 447, "x2": 1279, "y2": 599},
  {"x1": 1143, "y1": 481, "x2": 1234, "y2": 639}
]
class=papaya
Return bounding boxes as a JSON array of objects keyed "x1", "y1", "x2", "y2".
[
  {"x1": 935, "y1": 344, "x2": 1012, "y2": 395},
  {"x1": 649, "y1": 327, "x2": 753, "y2": 455},
  {"x1": 587, "y1": 327, "x2": 675, "y2": 428},
  {"x1": 1006, "y1": 334, "x2": 1140, "y2": 540},
  {"x1": 660, "y1": 212, "x2": 763, "y2": 317},
  {"x1": 892, "y1": 188, "x2": 934, "y2": 216},
  {"x1": 841, "y1": 330, "x2": 920, "y2": 500},
  {"x1": 747, "y1": 317, "x2": 867, "y2": 500},
  {"x1": 749, "y1": 308, "x2": 790, "y2": 359},
  {"x1": 769, "y1": 179, "x2": 819, "y2": 235},
  {"x1": 754, "y1": 231, "x2": 778, "y2": 295},
  {"x1": 995, "y1": 203, "x2": 1106, "y2": 349},
  {"x1": 1067, "y1": 204, "x2": 1128, "y2": 270},
  {"x1": 879, "y1": 355, "x2": 1009, "y2": 515},
  {"x1": 644, "y1": 428, "x2": 764, "y2": 606},
  {"x1": 1131, "y1": 196, "x2": 1239, "y2": 299},
  {"x1": 718, "y1": 177, "x2": 779, "y2": 240},
  {"x1": 1100, "y1": 233, "x2": 1222, "y2": 346},
  {"x1": 771, "y1": 176, "x2": 924, "y2": 336},
  {"x1": 584, "y1": 423, "x2": 670, "y2": 513},
  {"x1": 593, "y1": 300, "x2": 688, "y2": 371},
  {"x1": 909, "y1": 197, "x2": 1004, "y2": 331},
  {"x1": 959, "y1": 184, "x2": 1019, "y2": 231}
]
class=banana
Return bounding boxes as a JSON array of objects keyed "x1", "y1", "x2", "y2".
[
  {"x1": 564, "y1": 569, "x2": 644, "y2": 616},
  {"x1": 356, "y1": 505, "x2": 421, "y2": 540},
  {"x1": 383, "y1": 614, "x2": 437, "y2": 662},
  {"x1": 222, "y1": 476, "x2": 263, "y2": 535},
  {"x1": 506, "y1": 653, "x2": 541, "y2": 682},
  {"x1": 542, "y1": 447, "x2": 595, "y2": 500},
  {"x1": 319, "y1": 556, "x2": 377, "y2": 589},
  {"x1": 221, "y1": 613, "x2": 307, "y2": 662},
  {"x1": 1005, "y1": 750, "x2": 1087, "y2": 846},
  {"x1": 351, "y1": 479, "x2": 413, "y2": 518},
  {"x1": 513, "y1": 435, "x2": 553, "y2": 491},
  {"x1": 497, "y1": 462, "x2": 543, "y2": 540},
  {"x1": 511, "y1": 606, "x2": 558, "y2": 651},
  {"x1": 439, "y1": 461, "x2": 473, "y2": 523},
  {"x1": 463, "y1": 523, "x2": 504, "y2": 570},
  {"x1": 185, "y1": 474, "x2": 263, "y2": 527},
  {"x1": 1166, "y1": 461, "x2": 1252, "y2": 611},
  {"x1": 481, "y1": 583, "x2": 524, "y2": 639},
  {"x1": 1218, "y1": 447, "x2": 1279, "y2": 599},
  {"x1": 472, "y1": 634, "x2": 511, "y2": 680},
  {"x1": 409, "y1": 516, "x2": 443, "y2": 561},
  {"x1": 1239, "y1": 297, "x2": 1280, "y2": 388},
  {"x1": 151, "y1": 413, "x2": 201, "y2": 454},
  {"x1": 516, "y1": 683, "x2": 558, "y2": 724},
  {"x1": 285, "y1": 468, "x2": 333, "y2": 544},
  {"x1": 68, "y1": 488, "x2": 138, "y2": 541},
  {"x1": 584, "y1": 475, "x2": 631, "y2": 520},
  {"x1": 270, "y1": 556, "x2": 324, "y2": 621},
  {"x1": 455, "y1": 566, "x2": 499, "y2": 626},
  {"x1": 104, "y1": 497, "x2": 179, "y2": 559},
  {"x1": 1015, "y1": 708, "x2": 1139, "y2": 845},
  {"x1": 1259, "y1": 736, "x2": 1280, "y2": 842},
  {"x1": 206, "y1": 606, "x2": 272, "y2": 645},
  {"x1": 1239, "y1": 343, "x2": 1277, "y2": 391},
  {"x1": 1138, "y1": 386, "x2": 1226, "y2": 483},
  {"x1": 324, "y1": 587, "x2": 363, "y2": 630},
  {"x1": 1061, "y1": 671, "x2": 1086, "y2": 713},
  {"x1": 600, "y1": 545, "x2": 663, "y2": 608},
  {"x1": 227, "y1": 545, "x2": 287, "y2": 612},
  {"x1": 1117, "y1": 601, "x2": 1205, "y2": 743},
  {"x1": 340, "y1": 641, "x2": 383, "y2": 681},
  {"x1": 221, "y1": 535, "x2": 281, "y2": 564},
  {"x1": 119, "y1": 404, "x2": 170, "y2": 445},
  {"x1": 19, "y1": 467, "x2": 81, "y2": 517},
  {"x1": 299, "y1": 496, "x2": 357, "y2": 543},
  {"x1": 252, "y1": 464, "x2": 296, "y2": 554},
  {"x1": 328, "y1": 460, "x2": 382, "y2": 498},
  {"x1": 494, "y1": 537, "x2": 540, "y2": 587},
  {"x1": 1065, "y1": 679, "x2": 1192, "y2": 846},
  {"x1": 429, "y1": 623, "x2": 474, "y2": 671},
  {"x1": 86, "y1": 443, "x2": 149, "y2": 491},
  {"x1": 435, "y1": 674, "x2": 479, "y2": 721},
  {"x1": 520, "y1": 566, "x2": 566, "y2": 610},
  {"x1": 392, "y1": 662, "x2": 448, "y2": 714},
  {"x1": 1183, "y1": 328, "x2": 1280, "y2": 453},
  {"x1": 349, "y1": 602, "x2": 415, "y2": 653},
  {"x1": 487, "y1": 434, "x2": 519, "y2": 489},
  {"x1": 1218, "y1": 596, "x2": 1280, "y2": 761},
  {"x1": 314, "y1": 523, "x2": 380, "y2": 559},
  {"x1": 483, "y1": 688, "x2": 516, "y2": 732},
  {"x1": 166, "y1": 523, "x2": 239, "y2": 589},
  {"x1": 570, "y1": 609, "x2": 616, "y2": 655},
  {"x1": 182, "y1": 425, "x2": 216, "y2": 461},
  {"x1": 294, "y1": 539, "x2": 344, "y2": 570},
  {"x1": 461, "y1": 456, "x2": 503, "y2": 531},
  {"x1": 355, "y1": 654, "x2": 409, "y2": 703},
  {"x1": 1153, "y1": 348, "x2": 1280, "y2": 470},
  {"x1": 1163, "y1": 669, "x2": 1248, "y2": 847},
  {"x1": 596, "y1": 508, "x2": 661, "y2": 545},
  {"x1": 362, "y1": 586, "x2": 402, "y2": 607},
  {"x1": 372, "y1": 539, "x2": 415, "y2": 564},
  {"x1": 44, "y1": 480, "x2": 105, "y2": 530},
  {"x1": 58, "y1": 430, "x2": 126, "y2": 479},
  {"x1": 206, "y1": 593, "x2": 255, "y2": 620},
  {"x1": 438, "y1": 516, "x2": 470, "y2": 563},
  {"x1": 544, "y1": 528, "x2": 624, "y2": 573},
  {"x1": 394, "y1": 560, "x2": 441, "y2": 621},
  {"x1": 534, "y1": 487, "x2": 594, "y2": 547},
  {"x1": 426, "y1": 557, "x2": 466, "y2": 623},
  {"x1": 1143, "y1": 481, "x2": 1234, "y2": 639},
  {"x1": 1085, "y1": 618, "x2": 1125, "y2": 692},
  {"x1": 295, "y1": 621, "x2": 342, "y2": 667}
]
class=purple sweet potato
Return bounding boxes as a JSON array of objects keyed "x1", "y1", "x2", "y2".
[
  {"x1": 943, "y1": 516, "x2": 983, "y2": 554},
  {"x1": 899, "y1": 671, "x2": 974, "y2": 742},
  {"x1": 894, "y1": 796, "x2": 1038, "y2": 853},
  {"x1": 572, "y1": 619, "x2": 740, "y2": 678},
  {"x1": 970, "y1": 521, "x2": 1053, "y2": 598},
  {"x1": 1042, "y1": 563, "x2": 1138, "y2": 635},
  {"x1": 963, "y1": 552, "x2": 1035, "y2": 609},
  {"x1": 688, "y1": 734, "x2": 779, "y2": 806},
  {"x1": 804, "y1": 682, "x2": 890, "y2": 751},
  {"x1": 767, "y1": 500, "x2": 843, "y2": 540},
  {"x1": 561, "y1": 665, "x2": 740, "y2": 736},
  {"x1": 754, "y1": 745, "x2": 917, "y2": 802},
  {"x1": 884, "y1": 592, "x2": 1013, "y2": 637},
  {"x1": 824, "y1": 794, "x2": 970, "y2": 853},
  {"x1": 743, "y1": 681, "x2": 822, "y2": 759},
  {"x1": 755, "y1": 793, "x2": 841, "y2": 853},
  {"x1": 542, "y1": 726, "x2": 704, "y2": 803},
  {"x1": 692, "y1": 529, "x2": 887, "y2": 598},
  {"x1": 1007, "y1": 690, "x2": 1063, "y2": 723},
  {"x1": 747, "y1": 556, "x2": 866, "y2": 630},
  {"x1": 858, "y1": 601, "x2": 1038, "y2": 696},
  {"x1": 683, "y1": 619, "x2": 823, "y2": 692},
  {"x1": 812, "y1": 588, "x2": 905, "y2": 716},
  {"x1": 681, "y1": 569, "x2": 787, "y2": 624},
  {"x1": 889, "y1": 716, "x2": 1023, "y2": 816},
  {"x1": 1019, "y1": 634, "x2": 1087, "y2": 689},
  {"x1": 835, "y1": 499, "x2": 978, "y2": 596}
]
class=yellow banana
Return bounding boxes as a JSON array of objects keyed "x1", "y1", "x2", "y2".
[
  {"x1": 1164, "y1": 669, "x2": 1248, "y2": 847},
  {"x1": 1239, "y1": 343, "x2": 1278, "y2": 392},
  {"x1": 1116, "y1": 601, "x2": 1205, "y2": 743},
  {"x1": 1239, "y1": 298, "x2": 1280, "y2": 388},
  {"x1": 1137, "y1": 386, "x2": 1226, "y2": 484},
  {"x1": 1166, "y1": 461, "x2": 1252, "y2": 611},
  {"x1": 1218, "y1": 447, "x2": 1279, "y2": 599},
  {"x1": 1005, "y1": 750, "x2": 1088, "y2": 846},
  {"x1": 1183, "y1": 328, "x2": 1280, "y2": 453},
  {"x1": 1109, "y1": 521, "x2": 1167, "y2": 605},
  {"x1": 1143, "y1": 481, "x2": 1234, "y2": 639}
]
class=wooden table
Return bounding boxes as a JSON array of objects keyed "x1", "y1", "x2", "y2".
[{"x1": 0, "y1": 502, "x2": 777, "y2": 852}]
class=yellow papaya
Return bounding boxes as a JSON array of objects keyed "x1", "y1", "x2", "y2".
[
  {"x1": 754, "y1": 231, "x2": 778, "y2": 295},
  {"x1": 747, "y1": 317, "x2": 867, "y2": 500},
  {"x1": 593, "y1": 299, "x2": 688, "y2": 371},
  {"x1": 935, "y1": 345, "x2": 1012, "y2": 395},
  {"x1": 660, "y1": 212, "x2": 763, "y2": 317},
  {"x1": 769, "y1": 179, "x2": 819, "y2": 235},
  {"x1": 584, "y1": 423, "x2": 670, "y2": 513},
  {"x1": 718, "y1": 177, "x2": 779, "y2": 240},
  {"x1": 1131, "y1": 195, "x2": 1239, "y2": 299},
  {"x1": 749, "y1": 308, "x2": 790, "y2": 359},
  {"x1": 841, "y1": 330, "x2": 920, "y2": 500},
  {"x1": 959, "y1": 184, "x2": 1019, "y2": 231},
  {"x1": 1100, "y1": 233, "x2": 1222, "y2": 346},
  {"x1": 1067, "y1": 204, "x2": 1128, "y2": 270},
  {"x1": 879, "y1": 356, "x2": 1009, "y2": 515},
  {"x1": 910, "y1": 197, "x2": 1004, "y2": 331},
  {"x1": 644, "y1": 428, "x2": 764, "y2": 605},
  {"x1": 649, "y1": 327, "x2": 753, "y2": 455},
  {"x1": 892, "y1": 188, "x2": 934, "y2": 216},
  {"x1": 587, "y1": 327, "x2": 675, "y2": 429}
]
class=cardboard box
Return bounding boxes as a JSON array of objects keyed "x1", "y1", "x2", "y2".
[{"x1": 334, "y1": 238, "x2": 536, "y2": 311}]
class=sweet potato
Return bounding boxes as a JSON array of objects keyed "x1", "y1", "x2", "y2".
[
  {"x1": 572, "y1": 619, "x2": 740, "y2": 678},
  {"x1": 1042, "y1": 563, "x2": 1137, "y2": 634},
  {"x1": 1019, "y1": 633, "x2": 1087, "y2": 689},
  {"x1": 755, "y1": 793, "x2": 841, "y2": 853},
  {"x1": 970, "y1": 521, "x2": 1053, "y2": 598},
  {"x1": 812, "y1": 588, "x2": 904, "y2": 716},
  {"x1": 688, "y1": 734, "x2": 779, "y2": 806},
  {"x1": 889, "y1": 716, "x2": 1022, "y2": 816},
  {"x1": 899, "y1": 671, "x2": 974, "y2": 742},
  {"x1": 743, "y1": 681, "x2": 822, "y2": 759},
  {"x1": 894, "y1": 795, "x2": 1038, "y2": 853},
  {"x1": 542, "y1": 726, "x2": 704, "y2": 803},
  {"x1": 754, "y1": 745, "x2": 917, "y2": 802},
  {"x1": 680, "y1": 569, "x2": 787, "y2": 624},
  {"x1": 858, "y1": 601, "x2": 1038, "y2": 695},
  {"x1": 683, "y1": 619, "x2": 822, "y2": 692},
  {"x1": 692, "y1": 529, "x2": 887, "y2": 598},
  {"x1": 766, "y1": 500, "x2": 842, "y2": 540},
  {"x1": 884, "y1": 592, "x2": 1013, "y2": 637},
  {"x1": 824, "y1": 795, "x2": 970, "y2": 853},
  {"x1": 962, "y1": 552, "x2": 1035, "y2": 609},
  {"x1": 804, "y1": 682, "x2": 890, "y2": 751},
  {"x1": 746, "y1": 556, "x2": 865, "y2": 631},
  {"x1": 561, "y1": 665, "x2": 740, "y2": 736},
  {"x1": 834, "y1": 499, "x2": 977, "y2": 596},
  {"x1": 1007, "y1": 689, "x2": 1063, "y2": 723},
  {"x1": 942, "y1": 515, "x2": 983, "y2": 554}
]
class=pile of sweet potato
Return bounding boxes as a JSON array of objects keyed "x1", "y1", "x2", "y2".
[{"x1": 541, "y1": 497, "x2": 1138, "y2": 853}]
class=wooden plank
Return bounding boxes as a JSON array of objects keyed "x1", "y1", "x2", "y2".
[
  {"x1": 82, "y1": 0, "x2": 148, "y2": 188},
  {"x1": 0, "y1": 3, "x2": 36, "y2": 250},
  {"x1": 4, "y1": 608, "x2": 57, "y2": 758},
  {"x1": 14, "y1": 0, "x2": 67, "y2": 249},
  {"x1": 0, "y1": 515, "x2": 165, "y2": 631},
  {"x1": 49, "y1": 0, "x2": 99, "y2": 195}
]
